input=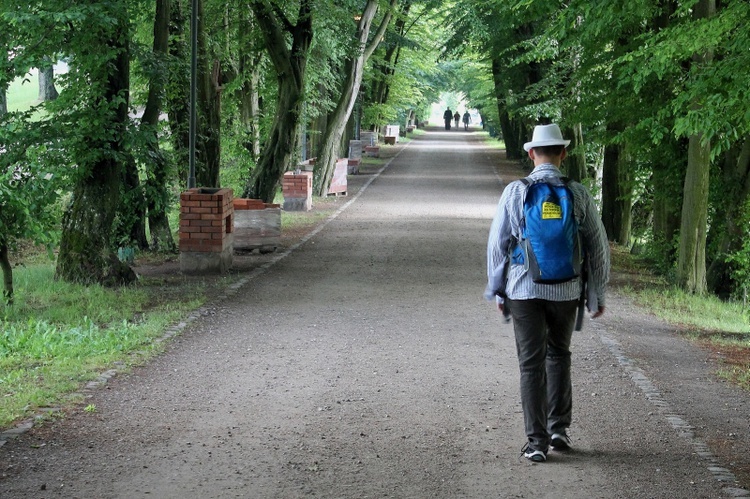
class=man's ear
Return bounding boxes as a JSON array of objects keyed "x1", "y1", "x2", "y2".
[
  {"x1": 527, "y1": 149, "x2": 535, "y2": 161},
  {"x1": 560, "y1": 148, "x2": 567, "y2": 161}
]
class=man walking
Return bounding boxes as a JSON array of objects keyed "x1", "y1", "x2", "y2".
[
  {"x1": 443, "y1": 108, "x2": 453, "y2": 130},
  {"x1": 485, "y1": 123, "x2": 610, "y2": 463}
]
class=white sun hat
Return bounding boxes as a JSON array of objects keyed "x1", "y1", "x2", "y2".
[{"x1": 523, "y1": 124, "x2": 571, "y2": 152}]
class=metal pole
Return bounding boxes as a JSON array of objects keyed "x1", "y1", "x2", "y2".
[{"x1": 188, "y1": 0, "x2": 198, "y2": 188}]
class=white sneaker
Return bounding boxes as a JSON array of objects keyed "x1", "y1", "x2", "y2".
[
  {"x1": 550, "y1": 432, "x2": 571, "y2": 450},
  {"x1": 521, "y1": 443, "x2": 547, "y2": 462}
]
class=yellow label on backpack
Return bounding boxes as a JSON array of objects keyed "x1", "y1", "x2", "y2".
[{"x1": 542, "y1": 202, "x2": 562, "y2": 219}]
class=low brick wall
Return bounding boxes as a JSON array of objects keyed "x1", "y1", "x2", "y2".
[
  {"x1": 282, "y1": 171, "x2": 313, "y2": 211},
  {"x1": 179, "y1": 188, "x2": 234, "y2": 273}
]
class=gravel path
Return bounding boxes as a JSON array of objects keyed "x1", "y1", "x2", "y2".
[{"x1": 1, "y1": 127, "x2": 749, "y2": 498}]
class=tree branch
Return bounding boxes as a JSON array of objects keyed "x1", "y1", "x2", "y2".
[{"x1": 364, "y1": 0, "x2": 397, "y2": 61}]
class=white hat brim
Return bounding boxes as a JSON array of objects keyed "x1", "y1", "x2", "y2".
[{"x1": 523, "y1": 139, "x2": 571, "y2": 152}]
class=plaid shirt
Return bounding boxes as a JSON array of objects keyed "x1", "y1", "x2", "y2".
[{"x1": 485, "y1": 163, "x2": 610, "y2": 307}]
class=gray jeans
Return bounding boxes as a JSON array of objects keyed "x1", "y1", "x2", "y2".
[{"x1": 507, "y1": 298, "x2": 578, "y2": 451}]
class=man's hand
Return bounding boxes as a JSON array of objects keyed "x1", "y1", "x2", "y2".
[
  {"x1": 497, "y1": 301, "x2": 511, "y2": 323},
  {"x1": 591, "y1": 306, "x2": 605, "y2": 319}
]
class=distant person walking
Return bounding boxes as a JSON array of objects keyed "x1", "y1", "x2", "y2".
[
  {"x1": 462, "y1": 111, "x2": 470, "y2": 131},
  {"x1": 453, "y1": 111, "x2": 460, "y2": 129},
  {"x1": 443, "y1": 108, "x2": 453, "y2": 130},
  {"x1": 485, "y1": 123, "x2": 610, "y2": 463}
]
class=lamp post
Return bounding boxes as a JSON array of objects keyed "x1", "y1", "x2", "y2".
[{"x1": 188, "y1": 0, "x2": 198, "y2": 188}]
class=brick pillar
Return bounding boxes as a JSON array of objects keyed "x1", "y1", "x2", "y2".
[
  {"x1": 179, "y1": 187, "x2": 234, "y2": 273},
  {"x1": 282, "y1": 171, "x2": 313, "y2": 211}
]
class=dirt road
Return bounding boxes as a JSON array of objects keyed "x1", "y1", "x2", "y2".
[{"x1": 1, "y1": 127, "x2": 749, "y2": 498}]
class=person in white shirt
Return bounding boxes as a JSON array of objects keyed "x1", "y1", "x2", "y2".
[{"x1": 485, "y1": 123, "x2": 610, "y2": 462}]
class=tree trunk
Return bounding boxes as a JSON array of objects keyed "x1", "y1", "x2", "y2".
[
  {"x1": 676, "y1": 0, "x2": 715, "y2": 294},
  {"x1": 238, "y1": 53, "x2": 262, "y2": 163},
  {"x1": 563, "y1": 124, "x2": 586, "y2": 182},
  {"x1": 242, "y1": 0, "x2": 314, "y2": 203},
  {"x1": 235, "y1": 13, "x2": 263, "y2": 164},
  {"x1": 649, "y1": 0, "x2": 681, "y2": 257},
  {"x1": 652, "y1": 156, "x2": 682, "y2": 259},
  {"x1": 314, "y1": 0, "x2": 393, "y2": 196},
  {"x1": 140, "y1": 0, "x2": 176, "y2": 252},
  {"x1": 55, "y1": 12, "x2": 137, "y2": 286},
  {"x1": 118, "y1": 158, "x2": 149, "y2": 250},
  {"x1": 677, "y1": 133, "x2": 710, "y2": 293},
  {"x1": 0, "y1": 241, "x2": 12, "y2": 305},
  {"x1": 601, "y1": 140, "x2": 633, "y2": 245},
  {"x1": 369, "y1": 1, "x2": 409, "y2": 115},
  {"x1": 243, "y1": 72, "x2": 305, "y2": 202},
  {"x1": 0, "y1": 61, "x2": 8, "y2": 304},
  {"x1": 37, "y1": 57, "x2": 59, "y2": 102},
  {"x1": 195, "y1": 0, "x2": 221, "y2": 188},
  {"x1": 167, "y1": 0, "x2": 190, "y2": 185},
  {"x1": 492, "y1": 60, "x2": 519, "y2": 159}
]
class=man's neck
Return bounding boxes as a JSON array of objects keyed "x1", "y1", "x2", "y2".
[{"x1": 533, "y1": 157, "x2": 562, "y2": 167}]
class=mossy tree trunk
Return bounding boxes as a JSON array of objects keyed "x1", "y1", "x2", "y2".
[
  {"x1": 194, "y1": 0, "x2": 222, "y2": 188},
  {"x1": 143, "y1": 0, "x2": 176, "y2": 252},
  {"x1": 601, "y1": 139, "x2": 633, "y2": 245},
  {"x1": 242, "y1": 0, "x2": 314, "y2": 203},
  {"x1": 167, "y1": 0, "x2": 191, "y2": 185},
  {"x1": 55, "y1": 10, "x2": 137, "y2": 286},
  {"x1": 676, "y1": 0, "x2": 715, "y2": 294}
]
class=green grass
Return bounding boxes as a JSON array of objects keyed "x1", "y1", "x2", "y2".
[
  {"x1": 7, "y1": 72, "x2": 41, "y2": 113},
  {"x1": 614, "y1": 246, "x2": 750, "y2": 389},
  {"x1": 612, "y1": 246, "x2": 749, "y2": 335},
  {"x1": 628, "y1": 287, "x2": 748, "y2": 335},
  {"x1": 0, "y1": 264, "x2": 206, "y2": 428},
  {"x1": 476, "y1": 130, "x2": 506, "y2": 150}
]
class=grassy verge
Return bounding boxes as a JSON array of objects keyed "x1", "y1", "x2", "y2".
[
  {"x1": 612, "y1": 245, "x2": 750, "y2": 389},
  {"x1": 0, "y1": 153, "x2": 390, "y2": 430},
  {"x1": 0, "y1": 265, "x2": 208, "y2": 428},
  {"x1": 0, "y1": 210, "x2": 325, "y2": 429}
]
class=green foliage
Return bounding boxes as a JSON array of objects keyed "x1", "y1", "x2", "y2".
[
  {"x1": 725, "y1": 199, "x2": 750, "y2": 312},
  {"x1": 0, "y1": 115, "x2": 65, "y2": 250},
  {"x1": 363, "y1": 2, "x2": 446, "y2": 129}
]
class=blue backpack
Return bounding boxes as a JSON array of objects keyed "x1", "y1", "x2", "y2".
[{"x1": 511, "y1": 176, "x2": 582, "y2": 284}]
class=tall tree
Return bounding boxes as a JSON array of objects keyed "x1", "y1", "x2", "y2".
[
  {"x1": 313, "y1": 0, "x2": 395, "y2": 196},
  {"x1": 601, "y1": 139, "x2": 633, "y2": 244},
  {"x1": 56, "y1": 0, "x2": 137, "y2": 285},
  {"x1": 37, "y1": 56, "x2": 59, "y2": 102},
  {"x1": 194, "y1": 0, "x2": 222, "y2": 187},
  {"x1": 242, "y1": 0, "x2": 314, "y2": 202},
  {"x1": 141, "y1": 0, "x2": 177, "y2": 252},
  {"x1": 167, "y1": 0, "x2": 191, "y2": 185},
  {"x1": 676, "y1": 0, "x2": 715, "y2": 294}
]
